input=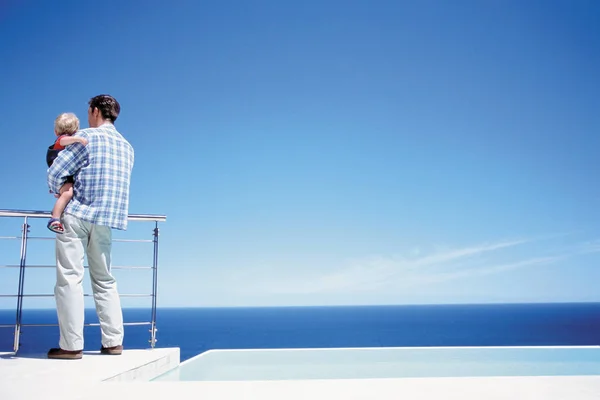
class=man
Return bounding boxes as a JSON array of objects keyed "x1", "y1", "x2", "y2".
[{"x1": 46, "y1": 94, "x2": 135, "y2": 360}]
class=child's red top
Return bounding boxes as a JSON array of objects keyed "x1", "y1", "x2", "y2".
[{"x1": 53, "y1": 135, "x2": 68, "y2": 150}]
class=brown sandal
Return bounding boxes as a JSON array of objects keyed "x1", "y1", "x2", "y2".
[{"x1": 47, "y1": 347, "x2": 83, "y2": 359}]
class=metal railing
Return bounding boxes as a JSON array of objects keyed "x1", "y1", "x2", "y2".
[{"x1": 0, "y1": 209, "x2": 166, "y2": 353}]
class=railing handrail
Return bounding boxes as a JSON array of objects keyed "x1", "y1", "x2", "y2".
[
  {"x1": 0, "y1": 209, "x2": 166, "y2": 222},
  {"x1": 0, "y1": 210, "x2": 164, "y2": 352}
]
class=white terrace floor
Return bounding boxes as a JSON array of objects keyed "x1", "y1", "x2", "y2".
[
  {"x1": 2, "y1": 346, "x2": 600, "y2": 400},
  {"x1": 0, "y1": 348, "x2": 179, "y2": 400}
]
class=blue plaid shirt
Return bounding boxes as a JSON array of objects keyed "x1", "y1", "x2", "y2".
[{"x1": 47, "y1": 123, "x2": 135, "y2": 230}]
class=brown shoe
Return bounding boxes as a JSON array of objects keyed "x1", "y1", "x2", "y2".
[
  {"x1": 47, "y1": 347, "x2": 83, "y2": 359},
  {"x1": 100, "y1": 345, "x2": 123, "y2": 355}
]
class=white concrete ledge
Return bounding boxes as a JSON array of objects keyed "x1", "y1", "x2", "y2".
[
  {"x1": 0, "y1": 348, "x2": 180, "y2": 400},
  {"x1": 102, "y1": 348, "x2": 180, "y2": 382}
]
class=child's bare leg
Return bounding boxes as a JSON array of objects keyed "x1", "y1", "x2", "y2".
[{"x1": 51, "y1": 182, "x2": 73, "y2": 220}]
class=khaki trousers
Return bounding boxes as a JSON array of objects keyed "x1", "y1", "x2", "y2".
[{"x1": 54, "y1": 213, "x2": 124, "y2": 350}]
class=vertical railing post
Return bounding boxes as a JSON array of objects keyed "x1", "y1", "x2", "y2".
[
  {"x1": 150, "y1": 221, "x2": 159, "y2": 348},
  {"x1": 13, "y1": 216, "x2": 29, "y2": 353}
]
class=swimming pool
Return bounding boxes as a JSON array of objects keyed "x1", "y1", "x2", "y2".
[{"x1": 152, "y1": 346, "x2": 600, "y2": 381}]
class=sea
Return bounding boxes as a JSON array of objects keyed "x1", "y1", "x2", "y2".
[{"x1": 1, "y1": 303, "x2": 600, "y2": 361}]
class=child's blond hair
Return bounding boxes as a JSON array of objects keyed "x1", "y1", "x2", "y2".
[{"x1": 54, "y1": 113, "x2": 80, "y2": 135}]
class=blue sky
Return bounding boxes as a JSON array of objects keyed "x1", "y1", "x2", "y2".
[{"x1": 0, "y1": 0, "x2": 599, "y2": 309}]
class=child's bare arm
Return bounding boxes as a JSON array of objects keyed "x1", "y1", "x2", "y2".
[{"x1": 59, "y1": 136, "x2": 88, "y2": 147}]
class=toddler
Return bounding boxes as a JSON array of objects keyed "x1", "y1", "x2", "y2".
[{"x1": 46, "y1": 112, "x2": 88, "y2": 233}]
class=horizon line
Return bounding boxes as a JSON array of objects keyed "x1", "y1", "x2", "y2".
[{"x1": 1, "y1": 300, "x2": 600, "y2": 311}]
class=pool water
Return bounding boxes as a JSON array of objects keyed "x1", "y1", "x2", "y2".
[{"x1": 152, "y1": 346, "x2": 600, "y2": 381}]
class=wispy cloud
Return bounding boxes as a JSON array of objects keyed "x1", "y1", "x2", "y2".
[
  {"x1": 282, "y1": 238, "x2": 536, "y2": 294},
  {"x1": 416, "y1": 256, "x2": 560, "y2": 284},
  {"x1": 253, "y1": 234, "x2": 600, "y2": 295},
  {"x1": 411, "y1": 238, "x2": 531, "y2": 268}
]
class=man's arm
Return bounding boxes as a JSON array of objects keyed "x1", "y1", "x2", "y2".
[
  {"x1": 58, "y1": 136, "x2": 88, "y2": 147},
  {"x1": 47, "y1": 143, "x2": 88, "y2": 194}
]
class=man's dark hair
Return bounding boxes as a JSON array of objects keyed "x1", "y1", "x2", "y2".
[{"x1": 88, "y1": 94, "x2": 120, "y2": 122}]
